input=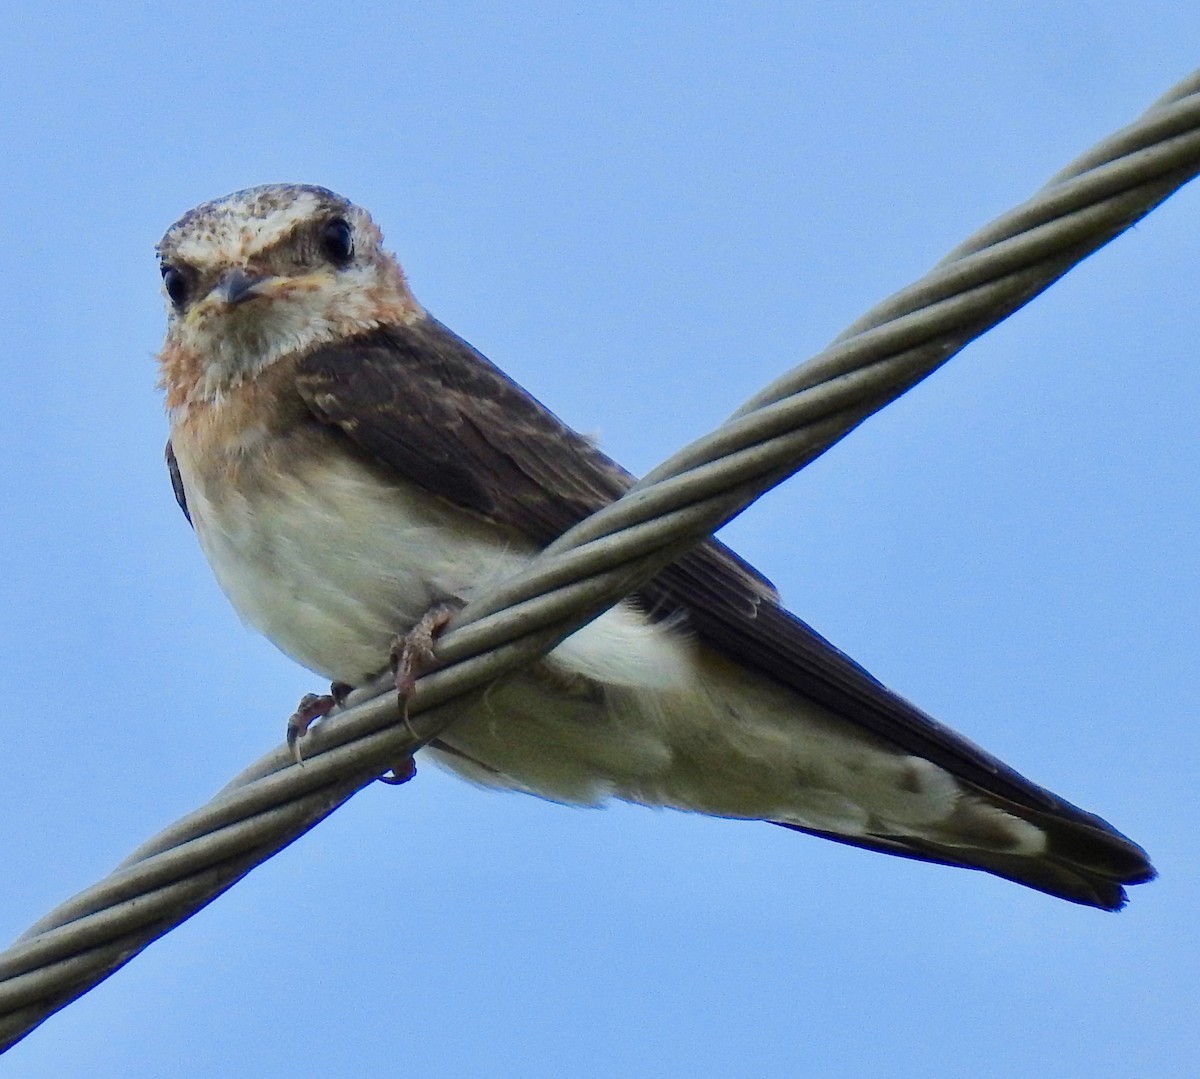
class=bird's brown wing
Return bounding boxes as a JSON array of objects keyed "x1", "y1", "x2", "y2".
[
  {"x1": 166, "y1": 440, "x2": 190, "y2": 524},
  {"x1": 290, "y1": 318, "x2": 1150, "y2": 872}
]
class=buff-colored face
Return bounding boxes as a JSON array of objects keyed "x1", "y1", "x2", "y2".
[{"x1": 157, "y1": 184, "x2": 419, "y2": 406}]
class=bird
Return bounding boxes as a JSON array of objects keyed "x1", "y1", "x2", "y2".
[{"x1": 156, "y1": 183, "x2": 1154, "y2": 910}]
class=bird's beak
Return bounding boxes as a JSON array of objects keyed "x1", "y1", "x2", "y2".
[
  {"x1": 215, "y1": 269, "x2": 272, "y2": 306},
  {"x1": 187, "y1": 268, "x2": 332, "y2": 325}
]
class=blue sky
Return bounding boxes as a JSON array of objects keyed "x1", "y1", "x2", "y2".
[{"x1": 1, "y1": 4, "x2": 1198, "y2": 1076}]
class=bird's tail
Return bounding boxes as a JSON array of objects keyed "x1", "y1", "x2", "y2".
[{"x1": 775, "y1": 793, "x2": 1155, "y2": 910}]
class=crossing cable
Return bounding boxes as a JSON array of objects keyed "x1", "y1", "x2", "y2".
[{"x1": 2, "y1": 68, "x2": 1199, "y2": 1052}]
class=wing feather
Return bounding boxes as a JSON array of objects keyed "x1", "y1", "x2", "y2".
[
  {"x1": 291, "y1": 318, "x2": 1135, "y2": 836},
  {"x1": 165, "y1": 439, "x2": 191, "y2": 525}
]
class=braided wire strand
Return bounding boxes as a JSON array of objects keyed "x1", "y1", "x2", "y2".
[{"x1": 2, "y1": 69, "x2": 1198, "y2": 1052}]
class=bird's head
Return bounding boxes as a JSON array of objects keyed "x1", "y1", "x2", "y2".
[{"x1": 156, "y1": 184, "x2": 421, "y2": 409}]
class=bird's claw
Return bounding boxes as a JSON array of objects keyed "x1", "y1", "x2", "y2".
[
  {"x1": 285, "y1": 604, "x2": 453, "y2": 781},
  {"x1": 389, "y1": 603, "x2": 457, "y2": 738},
  {"x1": 285, "y1": 683, "x2": 352, "y2": 765},
  {"x1": 373, "y1": 604, "x2": 457, "y2": 786},
  {"x1": 378, "y1": 756, "x2": 418, "y2": 786}
]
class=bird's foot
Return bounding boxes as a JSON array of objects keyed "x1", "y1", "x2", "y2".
[
  {"x1": 389, "y1": 603, "x2": 457, "y2": 717},
  {"x1": 378, "y1": 755, "x2": 418, "y2": 786},
  {"x1": 286, "y1": 681, "x2": 353, "y2": 764},
  {"x1": 380, "y1": 603, "x2": 457, "y2": 783}
]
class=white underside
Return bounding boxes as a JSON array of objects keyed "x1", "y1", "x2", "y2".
[{"x1": 175, "y1": 442, "x2": 1045, "y2": 856}]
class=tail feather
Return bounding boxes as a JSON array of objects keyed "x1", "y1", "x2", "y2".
[{"x1": 775, "y1": 801, "x2": 1155, "y2": 910}]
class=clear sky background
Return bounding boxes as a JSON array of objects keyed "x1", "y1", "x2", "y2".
[{"x1": 1, "y1": 5, "x2": 1197, "y2": 1077}]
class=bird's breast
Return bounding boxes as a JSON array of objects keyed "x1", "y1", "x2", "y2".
[{"x1": 172, "y1": 422, "x2": 532, "y2": 684}]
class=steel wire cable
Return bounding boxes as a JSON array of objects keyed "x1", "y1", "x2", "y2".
[{"x1": 2, "y1": 68, "x2": 1198, "y2": 1052}]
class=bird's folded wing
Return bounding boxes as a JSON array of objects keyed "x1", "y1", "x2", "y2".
[{"x1": 286, "y1": 316, "x2": 1113, "y2": 828}]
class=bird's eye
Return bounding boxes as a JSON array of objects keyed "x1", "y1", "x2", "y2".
[
  {"x1": 319, "y1": 218, "x2": 354, "y2": 265},
  {"x1": 161, "y1": 265, "x2": 191, "y2": 308}
]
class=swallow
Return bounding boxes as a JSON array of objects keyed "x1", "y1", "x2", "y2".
[{"x1": 156, "y1": 184, "x2": 1154, "y2": 910}]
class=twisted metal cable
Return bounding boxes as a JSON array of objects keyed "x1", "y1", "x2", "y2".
[{"x1": 3, "y1": 69, "x2": 1199, "y2": 1052}]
